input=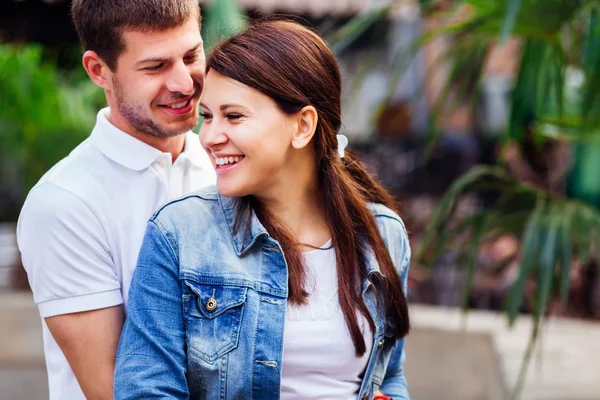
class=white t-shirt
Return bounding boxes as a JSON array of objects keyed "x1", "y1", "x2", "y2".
[
  {"x1": 17, "y1": 107, "x2": 215, "y2": 400},
  {"x1": 281, "y1": 242, "x2": 373, "y2": 399}
]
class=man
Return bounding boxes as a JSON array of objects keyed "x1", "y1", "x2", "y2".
[{"x1": 17, "y1": 1, "x2": 214, "y2": 399}]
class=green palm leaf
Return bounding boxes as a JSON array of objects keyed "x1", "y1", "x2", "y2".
[
  {"x1": 506, "y1": 197, "x2": 544, "y2": 325},
  {"x1": 499, "y1": 0, "x2": 522, "y2": 43},
  {"x1": 558, "y1": 205, "x2": 573, "y2": 304},
  {"x1": 202, "y1": 0, "x2": 246, "y2": 51},
  {"x1": 326, "y1": 5, "x2": 392, "y2": 54}
]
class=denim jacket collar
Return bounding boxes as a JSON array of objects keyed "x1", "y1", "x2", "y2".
[
  {"x1": 217, "y1": 193, "x2": 385, "y2": 281},
  {"x1": 218, "y1": 194, "x2": 269, "y2": 257}
]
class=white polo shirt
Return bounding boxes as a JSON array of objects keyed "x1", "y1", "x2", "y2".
[{"x1": 17, "y1": 107, "x2": 216, "y2": 400}]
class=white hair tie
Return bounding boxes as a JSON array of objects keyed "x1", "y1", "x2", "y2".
[{"x1": 336, "y1": 134, "x2": 348, "y2": 158}]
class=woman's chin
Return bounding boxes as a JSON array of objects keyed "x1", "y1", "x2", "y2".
[{"x1": 216, "y1": 181, "x2": 248, "y2": 198}]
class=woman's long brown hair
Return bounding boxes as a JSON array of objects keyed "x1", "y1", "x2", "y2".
[{"x1": 207, "y1": 20, "x2": 409, "y2": 356}]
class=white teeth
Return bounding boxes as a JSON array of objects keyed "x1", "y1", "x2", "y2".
[
  {"x1": 215, "y1": 156, "x2": 244, "y2": 166},
  {"x1": 167, "y1": 100, "x2": 188, "y2": 109}
]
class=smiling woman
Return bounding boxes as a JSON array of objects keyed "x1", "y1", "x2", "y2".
[
  {"x1": 115, "y1": 20, "x2": 411, "y2": 400},
  {"x1": 199, "y1": 73, "x2": 302, "y2": 195}
]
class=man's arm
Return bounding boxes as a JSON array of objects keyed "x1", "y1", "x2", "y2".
[
  {"x1": 46, "y1": 306, "x2": 124, "y2": 400},
  {"x1": 18, "y1": 183, "x2": 123, "y2": 398}
]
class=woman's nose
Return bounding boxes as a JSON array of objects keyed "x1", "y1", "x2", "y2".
[{"x1": 200, "y1": 120, "x2": 229, "y2": 150}]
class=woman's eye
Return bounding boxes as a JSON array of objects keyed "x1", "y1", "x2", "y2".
[
  {"x1": 227, "y1": 113, "x2": 243, "y2": 120},
  {"x1": 199, "y1": 113, "x2": 213, "y2": 119}
]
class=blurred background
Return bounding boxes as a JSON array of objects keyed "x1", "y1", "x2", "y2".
[{"x1": 1, "y1": 0, "x2": 600, "y2": 399}]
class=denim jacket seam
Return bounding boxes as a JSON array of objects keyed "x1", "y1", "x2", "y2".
[
  {"x1": 179, "y1": 275, "x2": 287, "y2": 297},
  {"x1": 150, "y1": 193, "x2": 218, "y2": 221},
  {"x1": 374, "y1": 213, "x2": 408, "y2": 235}
]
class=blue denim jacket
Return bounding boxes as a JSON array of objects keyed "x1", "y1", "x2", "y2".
[{"x1": 114, "y1": 187, "x2": 411, "y2": 400}]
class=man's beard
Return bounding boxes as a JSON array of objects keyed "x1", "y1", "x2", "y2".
[{"x1": 113, "y1": 78, "x2": 199, "y2": 138}]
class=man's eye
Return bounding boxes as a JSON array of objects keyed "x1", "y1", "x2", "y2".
[
  {"x1": 184, "y1": 54, "x2": 198, "y2": 63},
  {"x1": 144, "y1": 64, "x2": 163, "y2": 72}
]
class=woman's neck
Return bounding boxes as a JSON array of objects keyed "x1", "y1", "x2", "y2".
[{"x1": 256, "y1": 161, "x2": 330, "y2": 247}]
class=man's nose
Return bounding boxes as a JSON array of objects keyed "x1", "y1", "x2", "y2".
[{"x1": 166, "y1": 61, "x2": 194, "y2": 95}]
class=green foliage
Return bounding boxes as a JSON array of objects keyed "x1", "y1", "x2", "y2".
[
  {"x1": 325, "y1": 5, "x2": 393, "y2": 54},
  {"x1": 407, "y1": 1, "x2": 600, "y2": 396},
  {"x1": 417, "y1": 165, "x2": 600, "y2": 397},
  {"x1": 201, "y1": 0, "x2": 247, "y2": 51},
  {"x1": 0, "y1": 43, "x2": 103, "y2": 216}
]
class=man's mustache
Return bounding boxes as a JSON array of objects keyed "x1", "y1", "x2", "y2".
[{"x1": 156, "y1": 81, "x2": 202, "y2": 103}]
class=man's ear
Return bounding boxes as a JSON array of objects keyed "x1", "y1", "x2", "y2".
[
  {"x1": 82, "y1": 50, "x2": 113, "y2": 90},
  {"x1": 291, "y1": 106, "x2": 318, "y2": 150}
]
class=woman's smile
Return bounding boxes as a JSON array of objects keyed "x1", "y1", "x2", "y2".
[{"x1": 212, "y1": 154, "x2": 245, "y2": 174}]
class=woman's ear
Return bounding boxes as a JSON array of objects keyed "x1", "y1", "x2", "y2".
[{"x1": 291, "y1": 106, "x2": 318, "y2": 150}]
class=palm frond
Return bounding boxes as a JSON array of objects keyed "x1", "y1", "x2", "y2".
[
  {"x1": 506, "y1": 196, "x2": 544, "y2": 325},
  {"x1": 499, "y1": 0, "x2": 522, "y2": 43},
  {"x1": 415, "y1": 165, "x2": 600, "y2": 329},
  {"x1": 558, "y1": 205, "x2": 574, "y2": 304},
  {"x1": 461, "y1": 214, "x2": 486, "y2": 311},
  {"x1": 202, "y1": 0, "x2": 247, "y2": 50},
  {"x1": 326, "y1": 5, "x2": 392, "y2": 55}
]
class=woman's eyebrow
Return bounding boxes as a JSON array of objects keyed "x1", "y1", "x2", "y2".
[
  {"x1": 220, "y1": 104, "x2": 246, "y2": 111},
  {"x1": 199, "y1": 103, "x2": 249, "y2": 112}
]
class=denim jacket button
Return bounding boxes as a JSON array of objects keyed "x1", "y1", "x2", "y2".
[
  {"x1": 361, "y1": 392, "x2": 370, "y2": 400},
  {"x1": 378, "y1": 339, "x2": 385, "y2": 348},
  {"x1": 205, "y1": 297, "x2": 217, "y2": 312}
]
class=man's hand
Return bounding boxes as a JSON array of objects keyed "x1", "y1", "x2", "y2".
[{"x1": 46, "y1": 305, "x2": 124, "y2": 400}]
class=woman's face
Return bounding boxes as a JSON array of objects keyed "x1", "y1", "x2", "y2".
[{"x1": 199, "y1": 71, "x2": 299, "y2": 198}]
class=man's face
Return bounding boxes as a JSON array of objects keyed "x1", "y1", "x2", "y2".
[{"x1": 107, "y1": 17, "x2": 205, "y2": 138}]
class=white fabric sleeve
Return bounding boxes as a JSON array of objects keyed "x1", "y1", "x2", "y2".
[{"x1": 17, "y1": 183, "x2": 122, "y2": 318}]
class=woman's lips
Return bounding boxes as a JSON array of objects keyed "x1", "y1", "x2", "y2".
[{"x1": 214, "y1": 157, "x2": 244, "y2": 175}]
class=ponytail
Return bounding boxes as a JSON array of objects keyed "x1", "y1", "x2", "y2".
[{"x1": 319, "y1": 149, "x2": 410, "y2": 355}]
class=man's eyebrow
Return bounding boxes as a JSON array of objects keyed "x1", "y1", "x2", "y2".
[
  {"x1": 136, "y1": 56, "x2": 169, "y2": 67},
  {"x1": 185, "y1": 43, "x2": 202, "y2": 54},
  {"x1": 136, "y1": 43, "x2": 202, "y2": 66}
]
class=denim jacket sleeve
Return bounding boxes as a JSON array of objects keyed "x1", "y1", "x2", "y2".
[
  {"x1": 114, "y1": 220, "x2": 189, "y2": 399},
  {"x1": 379, "y1": 217, "x2": 411, "y2": 400}
]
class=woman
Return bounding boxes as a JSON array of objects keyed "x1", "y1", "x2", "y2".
[{"x1": 114, "y1": 20, "x2": 411, "y2": 400}]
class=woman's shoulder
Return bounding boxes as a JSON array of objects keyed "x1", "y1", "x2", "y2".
[
  {"x1": 367, "y1": 202, "x2": 408, "y2": 234},
  {"x1": 149, "y1": 186, "x2": 221, "y2": 231},
  {"x1": 368, "y1": 202, "x2": 411, "y2": 272}
]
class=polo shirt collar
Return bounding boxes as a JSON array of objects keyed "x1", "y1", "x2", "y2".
[
  {"x1": 90, "y1": 107, "x2": 204, "y2": 171},
  {"x1": 182, "y1": 129, "x2": 208, "y2": 169}
]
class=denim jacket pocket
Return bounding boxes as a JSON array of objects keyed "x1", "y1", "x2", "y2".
[{"x1": 184, "y1": 281, "x2": 248, "y2": 364}]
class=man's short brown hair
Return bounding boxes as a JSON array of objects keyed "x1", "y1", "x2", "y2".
[{"x1": 71, "y1": 0, "x2": 201, "y2": 70}]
